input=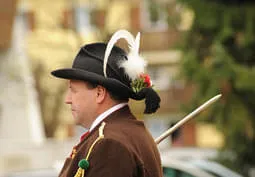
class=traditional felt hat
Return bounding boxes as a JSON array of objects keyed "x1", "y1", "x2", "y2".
[
  {"x1": 51, "y1": 30, "x2": 160, "y2": 114},
  {"x1": 52, "y1": 43, "x2": 132, "y2": 98}
]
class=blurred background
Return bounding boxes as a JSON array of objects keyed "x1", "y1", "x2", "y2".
[{"x1": 0, "y1": 0, "x2": 254, "y2": 177}]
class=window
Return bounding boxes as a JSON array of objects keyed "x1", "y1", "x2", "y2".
[
  {"x1": 147, "y1": 65, "x2": 171, "y2": 90},
  {"x1": 140, "y1": 0, "x2": 168, "y2": 32},
  {"x1": 147, "y1": 64, "x2": 184, "y2": 91}
]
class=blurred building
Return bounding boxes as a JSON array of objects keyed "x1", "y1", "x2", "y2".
[
  {"x1": 2, "y1": 0, "x2": 224, "y2": 147},
  {"x1": 0, "y1": 0, "x2": 47, "y2": 173},
  {"x1": 0, "y1": 1, "x2": 47, "y2": 142},
  {"x1": 0, "y1": 0, "x2": 224, "y2": 173}
]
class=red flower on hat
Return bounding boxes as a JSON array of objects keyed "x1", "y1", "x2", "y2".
[
  {"x1": 131, "y1": 73, "x2": 152, "y2": 92},
  {"x1": 140, "y1": 73, "x2": 152, "y2": 87}
]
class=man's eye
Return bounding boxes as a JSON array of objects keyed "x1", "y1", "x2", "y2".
[{"x1": 71, "y1": 88, "x2": 77, "y2": 93}]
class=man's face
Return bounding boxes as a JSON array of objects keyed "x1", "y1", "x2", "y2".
[{"x1": 65, "y1": 80, "x2": 97, "y2": 128}]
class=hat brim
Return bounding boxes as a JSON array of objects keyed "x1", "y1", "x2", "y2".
[{"x1": 51, "y1": 68, "x2": 132, "y2": 96}]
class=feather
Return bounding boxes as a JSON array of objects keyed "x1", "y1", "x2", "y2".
[
  {"x1": 121, "y1": 52, "x2": 147, "y2": 80},
  {"x1": 103, "y1": 30, "x2": 147, "y2": 80},
  {"x1": 103, "y1": 30, "x2": 135, "y2": 77},
  {"x1": 134, "y1": 32, "x2": 140, "y2": 54}
]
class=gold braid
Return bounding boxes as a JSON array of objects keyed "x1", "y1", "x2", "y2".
[
  {"x1": 74, "y1": 122, "x2": 106, "y2": 177},
  {"x1": 85, "y1": 122, "x2": 105, "y2": 160}
]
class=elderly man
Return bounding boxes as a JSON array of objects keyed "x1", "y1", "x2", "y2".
[{"x1": 51, "y1": 30, "x2": 162, "y2": 177}]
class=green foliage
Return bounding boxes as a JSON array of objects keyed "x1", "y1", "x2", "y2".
[{"x1": 176, "y1": 0, "x2": 255, "y2": 175}]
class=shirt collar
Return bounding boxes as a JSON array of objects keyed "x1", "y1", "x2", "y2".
[{"x1": 89, "y1": 102, "x2": 128, "y2": 132}]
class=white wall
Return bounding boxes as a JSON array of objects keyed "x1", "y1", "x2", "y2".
[{"x1": 0, "y1": 13, "x2": 45, "y2": 145}]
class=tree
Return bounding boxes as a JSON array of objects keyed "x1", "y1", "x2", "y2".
[{"x1": 175, "y1": 0, "x2": 255, "y2": 175}]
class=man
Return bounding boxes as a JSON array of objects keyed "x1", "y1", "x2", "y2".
[{"x1": 51, "y1": 30, "x2": 162, "y2": 177}]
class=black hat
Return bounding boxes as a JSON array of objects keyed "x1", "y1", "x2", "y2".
[
  {"x1": 51, "y1": 30, "x2": 160, "y2": 114},
  {"x1": 52, "y1": 43, "x2": 132, "y2": 98}
]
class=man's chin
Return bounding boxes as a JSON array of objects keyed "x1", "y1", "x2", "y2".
[
  {"x1": 74, "y1": 119, "x2": 86, "y2": 128},
  {"x1": 74, "y1": 120, "x2": 81, "y2": 126},
  {"x1": 73, "y1": 117, "x2": 89, "y2": 129},
  {"x1": 73, "y1": 117, "x2": 81, "y2": 125}
]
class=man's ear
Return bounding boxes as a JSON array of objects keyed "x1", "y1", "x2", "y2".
[{"x1": 95, "y1": 85, "x2": 107, "y2": 103}]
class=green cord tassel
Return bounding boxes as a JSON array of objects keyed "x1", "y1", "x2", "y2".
[
  {"x1": 79, "y1": 159, "x2": 89, "y2": 170},
  {"x1": 74, "y1": 159, "x2": 89, "y2": 177},
  {"x1": 73, "y1": 122, "x2": 105, "y2": 177}
]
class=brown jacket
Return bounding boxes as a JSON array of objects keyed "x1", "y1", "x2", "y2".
[{"x1": 59, "y1": 106, "x2": 163, "y2": 177}]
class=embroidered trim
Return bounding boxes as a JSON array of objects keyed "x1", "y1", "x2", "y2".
[{"x1": 85, "y1": 122, "x2": 105, "y2": 160}]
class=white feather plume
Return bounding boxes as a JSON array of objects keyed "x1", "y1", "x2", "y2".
[
  {"x1": 103, "y1": 30, "x2": 147, "y2": 80},
  {"x1": 121, "y1": 52, "x2": 147, "y2": 80}
]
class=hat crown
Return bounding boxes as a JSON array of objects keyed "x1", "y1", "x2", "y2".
[{"x1": 72, "y1": 43, "x2": 131, "y2": 86}]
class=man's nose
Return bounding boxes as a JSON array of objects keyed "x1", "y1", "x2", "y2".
[{"x1": 65, "y1": 90, "x2": 72, "y2": 104}]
